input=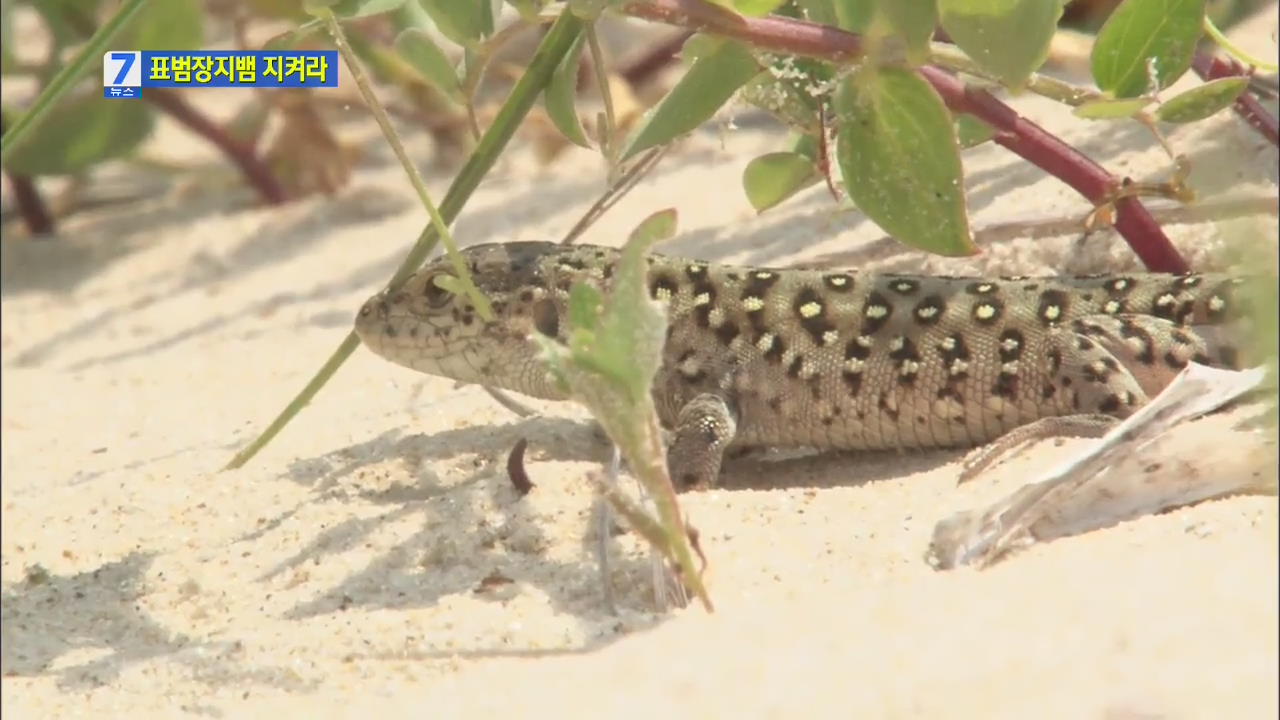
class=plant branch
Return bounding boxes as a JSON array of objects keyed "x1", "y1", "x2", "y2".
[
  {"x1": 145, "y1": 89, "x2": 289, "y2": 205},
  {"x1": 619, "y1": 0, "x2": 1190, "y2": 273}
]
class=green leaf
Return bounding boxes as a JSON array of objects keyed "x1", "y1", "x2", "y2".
[
  {"x1": 796, "y1": 0, "x2": 839, "y2": 25},
  {"x1": 242, "y1": 0, "x2": 311, "y2": 21},
  {"x1": 1091, "y1": 0, "x2": 1206, "y2": 98},
  {"x1": 1072, "y1": 96, "x2": 1154, "y2": 119},
  {"x1": 880, "y1": 0, "x2": 939, "y2": 65},
  {"x1": 420, "y1": 0, "x2": 491, "y2": 46},
  {"x1": 395, "y1": 28, "x2": 463, "y2": 102},
  {"x1": 728, "y1": 0, "x2": 790, "y2": 15},
  {"x1": 531, "y1": 207, "x2": 712, "y2": 611},
  {"x1": 567, "y1": 0, "x2": 609, "y2": 18},
  {"x1": 568, "y1": 282, "x2": 604, "y2": 332},
  {"x1": 592, "y1": 209, "x2": 677, "y2": 402},
  {"x1": 1155, "y1": 76, "x2": 1248, "y2": 123},
  {"x1": 28, "y1": 0, "x2": 100, "y2": 46},
  {"x1": 619, "y1": 36, "x2": 759, "y2": 161},
  {"x1": 835, "y1": 68, "x2": 976, "y2": 256},
  {"x1": 507, "y1": 0, "x2": 546, "y2": 21},
  {"x1": 1, "y1": 1, "x2": 16, "y2": 75},
  {"x1": 264, "y1": 23, "x2": 322, "y2": 50},
  {"x1": 939, "y1": 0, "x2": 1064, "y2": 89},
  {"x1": 321, "y1": 0, "x2": 409, "y2": 18},
  {"x1": 126, "y1": 0, "x2": 203, "y2": 51},
  {"x1": 791, "y1": 131, "x2": 821, "y2": 160},
  {"x1": 537, "y1": 210, "x2": 676, "y2": 409},
  {"x1": 543, "y1": 30, "x2": 590, "y2": 147},
  {"x1": 303, "y1": 0, "x2": 344, "y2": 11},
  {"x1": 955, "y1": 113, "x2": 996, "y2": 148},
  {"x1": 743, "y1": 152, "x2": 820, "y2": 212},
  {"x1": 5, "y1": 92, "x2": 154, "y2": 176},
  {"x1": 832, "y1": 0, "x2": 876, "y2": 32}
]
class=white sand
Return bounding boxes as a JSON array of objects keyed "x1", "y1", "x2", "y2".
[{"x1": 3, "y1": 11, "x2": 1278, "y2": 718}]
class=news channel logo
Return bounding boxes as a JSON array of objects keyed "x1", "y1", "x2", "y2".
[{"x1": 103, "y1": 50, "x2": 339, "y2": 99}]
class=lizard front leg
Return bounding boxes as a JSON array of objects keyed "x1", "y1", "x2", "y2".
[{"x1": 668, "y1": 393, "x2": 738, "y2": 491}]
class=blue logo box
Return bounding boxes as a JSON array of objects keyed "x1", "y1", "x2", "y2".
[{"x1": 104, "y1": 51, "x2": 339, "y2": 92}]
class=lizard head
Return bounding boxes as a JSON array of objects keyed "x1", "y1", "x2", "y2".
[{"x1": 354, "y1": 241, "x2": 593, "y2": 399}]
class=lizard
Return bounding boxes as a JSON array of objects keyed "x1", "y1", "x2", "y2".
[{"x1": 354, "y1": 241, "x2": 1250, "y2": 491}]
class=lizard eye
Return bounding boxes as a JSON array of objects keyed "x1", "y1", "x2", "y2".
[{"x1": 423, "y1": 274, "x2": 455, "y2": 309}]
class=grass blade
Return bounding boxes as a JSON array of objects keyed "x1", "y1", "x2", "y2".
[
  {"x1": 1, "y1": 0, "x2": 150, "y2": 162},
  {"x1": 225, "y1": 10, "x2": 585, "y2": 470}
]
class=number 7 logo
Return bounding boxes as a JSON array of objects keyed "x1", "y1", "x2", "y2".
[{"x1": 103, "y1": 51, "x2": 141, "y2": 87}]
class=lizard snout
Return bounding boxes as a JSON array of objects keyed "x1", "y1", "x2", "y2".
[{"x1": 354, "y1": 293, "x2": 390, "y2": 339}]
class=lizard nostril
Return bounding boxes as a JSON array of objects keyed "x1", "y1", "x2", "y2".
[{"x1": 358, "y1": 295, "x2": 387, "y2": 321}]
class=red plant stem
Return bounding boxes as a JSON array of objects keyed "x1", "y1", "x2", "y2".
[
  {"x1": 54, "y1": 4, "x2": 289, "y2": 206},
  {"x1": 919, "y1": 67, "x2": 1189, "y2": 273},
  {"x1": 4, "y1": 170, "x2": 55, "y2": 236},
  {"x1": 1192, "y1": 51, "x2": 1279, "y2": 147},
  {"x1": 621, "y1": 0, "x2": 1190, "y2": 273},
  {"x1": 144, "y1": 89, "x2": 289, "y2": 205},
  {"x1": 0, "y1": 115, "x2": 55, "y2": 236},
  {"x1": 624, "y1": 0, "x2": 864, "y2": 61}
]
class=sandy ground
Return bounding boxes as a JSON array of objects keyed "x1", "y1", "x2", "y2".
[{"x1": 3, "y1": 9, "x2": 1279, "y2": 719}]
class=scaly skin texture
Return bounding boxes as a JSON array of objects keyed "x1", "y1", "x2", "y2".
[{"x1": 355, "y1": 242, "x2": 1246, "y2": 490}]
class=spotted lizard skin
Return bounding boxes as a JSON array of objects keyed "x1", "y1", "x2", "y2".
[{"x1": 355, "y1": 242, "x2": 1247, "y2": 490}]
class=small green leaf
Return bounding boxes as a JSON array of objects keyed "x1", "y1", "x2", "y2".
[
  {"x1": 126, "y1": 0, "x2": 203, "y2": 51},
  {"x1": 543, "y1": 30, "x2": 591, "y2": 147},
  {"x1": 1092, "y1": 0, "x2": 1206, "y2": 98},
  {"x1": 627, "y1": 208, "x2": 679, "y2": 247},
  {"x1": 421, "y1": 0, "x2": 491, "y2": 46},
  {"x1": 5, "y1": 92, "x2": 154, "y2": 176},
  {"x1": 1073, "y1": 96, "x2": 1155, "y2": 119},
  {"x1": 939, "y1": 0, "x2": 1063, "y2": 89},
  {"x1": 880, "y1": 0, "x2": 939, "y2": 66},
  {"x1": 619, "y1": 36, "x2": 759, "y2": 161},
  {"x1": 955, "y1": 114, "x2": 996, "y2": 148},
  {"x1": 740, "y1": 70, "x2": 820, "y2": 132},
  {"x1": 395, "y1": 28, "x2": 463, "y2": 102},
  {"x1": 835, "y1": 68, "x2": 976, "y2": 256},
  {"x1": 1155, "y1": 76, "x2": 1248, "y2": 123},
  {"x1": 743, "y1": 152, "x2": 820, "y2": 212}
]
